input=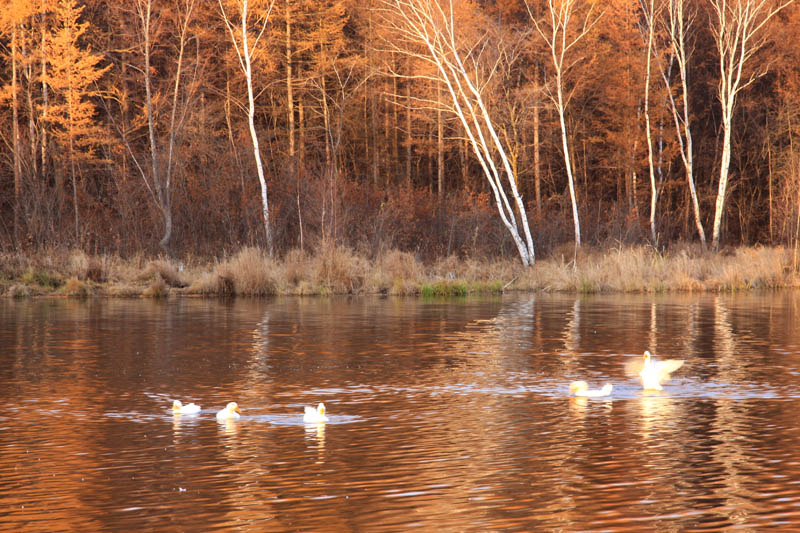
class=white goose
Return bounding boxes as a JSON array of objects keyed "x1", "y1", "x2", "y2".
[
  {"x1": 216, "y1": 402, "x2": 242, "y2": 421},
  {"x1": 639, "y1": 350, "x2": 684, "y2": 391},
  {"x1": 303, "y1": 403, "x2": 329, "y2": 423},
  {"x1": 172, "y1": 400, "x2": 201, "y2": 415},
  {"x1": 569, "y1": 381, "x2": 613, "y2": 397}
]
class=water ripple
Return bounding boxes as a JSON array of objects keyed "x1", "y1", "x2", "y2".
[{"x1": 2, "y1": 295, "x2": 800, "y2": 531}]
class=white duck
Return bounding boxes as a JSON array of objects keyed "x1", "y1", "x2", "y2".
[
  {"x1": 639, "y1": 350, "x2": 684, "y2": 391},
  {"x1": 303, "y1": 403, "x2": 329, "y2": 423},
  {"x1": 216, "y1": 402, "x2": 242, "y2": 421},
  {"x1": 172, "y1": 399, "x2": 201, "y2": 415},
  {"x1": 569, "y1": 381, "x2": 613, "y2": 397}
]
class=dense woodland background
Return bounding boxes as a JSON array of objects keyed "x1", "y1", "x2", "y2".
[{"x1": 1, "y1": 0, "x2": 800, "y2": 264}]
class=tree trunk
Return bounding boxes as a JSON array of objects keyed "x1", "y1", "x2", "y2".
[
  {"x1": 285, "y1": 0, "x2": 295, "y2": 166},
  {"x1": 368, "y1": 9, "x2": 378, "y2": 186},
  {"x1": 405, "y1": 78, "x2": 412, "y2": 187},
  {"x1": 162, "y1": 0, "x2": 195, "y2": 254},
  {"x1": 69, "y1": 134, "x2": 79, "y2": 242},
  {"x1": 644, "y1": 0, "x2": 658, "y2": 244},
  {"x1": 299, "y1": 99, "x2": 306, "y2": 165},
  {"x1": 664, "y1": 0, "x2": 706, "y2": 247},
  {"x1": 391, "y1": 55, "x2": 399, "y2": 183},
  {"x1": 40, "y1": 0, "x2": 48, "y2": 178},
  {"x1": 12, "y1": 26, "x2": 22, "y2": 246},
  {"x1": 242, "y1": 0, "x2": 274, "y2": 254},
  {"x1": 708, "y1": 0, "x2": 790, "y2": 249},
  {"x1": 140, "y1": 0, "x2": 173, "y2": 254},
  {"x1": 321, "y1": 72, "x2": 331, "y2": 169},
  {"x1": 712, "y1": 113, "x2": 732, "y2": 249},
  {"x1": 437, "y1": 82, "x2": 443, "y2": 197},
  {"x1": 556, "y1": 82, "x2": 581, "y2": 249},
  {"x1": 533, "y1": 99, "x2": 541, "y2": 218}
]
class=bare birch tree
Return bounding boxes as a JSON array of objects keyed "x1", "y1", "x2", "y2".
[
  {"x1": 134, "y1": 0, "x2": 167, "y2": 252},
  {"x1": 380, "y1": 0, "x2": 536, "y2": 266},
  {"x1": 219, "y1": 0, "x2": 275, "y2": 255},
  {"x1": 123, "y1": 0, "x2": 198, "y2": 255},
  {"x1": 164, "y1": 0, "x2": 199, "y2": 252},
  {"x1": 660, "y1": 0, "x2": 706, "y2": 246},
  {"x1": 640, "y1": 0, "x2": 659, "y2": 244},
  {"x1": 708, "y1": 0, "x2": 793, "y2": 249},
  {"x1": 528, "y1": 0, "x2": 602, "y2": 251}
]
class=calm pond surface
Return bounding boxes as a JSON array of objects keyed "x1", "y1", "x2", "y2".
[{"x1": 3, "y1": 293, "x2": 800, "y2": 531}]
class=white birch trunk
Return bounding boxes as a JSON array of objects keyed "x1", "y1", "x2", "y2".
[
  {"x1": 642, "y1": 0, "x2": 657, "y2": 244},
  {"x1": 219, "y1": 0, "x2": 275, "y2": 255},
  {"x1": 382, "y1": 0, "x2": 535, "y2": 265},
  {"x1": 530, "y1": 0, "x2": 601, "y2": 251},
  {"x1": 555, "y1": 87, "x2": 581, "y2": 248},
  {"x1": 712, "y1": 112, "x2": 733, "y2": 249},
  {"x1": 663, "y1": 0, "x2": 706, "y2": 246},
  {"x1": 709, "y1": 0, "x2": 792, "y2": 249}
]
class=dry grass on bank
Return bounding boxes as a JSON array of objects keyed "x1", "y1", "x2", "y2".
[
  {"x1": 516, "y1": 244, "x2": 799, "y2": 292},
  {"x1": 1, "y1": 244, "x2": 799, "y2": 298}
]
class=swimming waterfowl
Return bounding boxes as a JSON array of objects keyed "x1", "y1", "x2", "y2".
[
  {"x1": 172, "y1": 400, "x2": 201, "y2": 415},
  {"x1": 569, "y1": 381, "x2": 613, "y2": 397},
  {"x1": 639, "y1": 350, "x2": 684, "y2": 391},
  {"x1": 216, "y1": 402, "x2": 242, "y2": 421},
  {"x1": 303, "y1": 403, "x2": 329, "y2": 423}
]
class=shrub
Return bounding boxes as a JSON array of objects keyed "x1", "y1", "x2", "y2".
[
  {"x1": 21, "y1": 267, "x2": 62, "y2": 289},
  {"x1": 62, "y1": 277, "x2": 89, "y2": 298},
  {"x1": 7, "y1": 284, "x2": 32, "y2": 298},
  {"x1": 372, "y1": 250, "x2": 425, "y2": 295},
  {"x1": 143, "y1": 275, "x2": 168, "y2": 298},
  {"x1": 141, "y1": 259, "x2": 185, "y2": 288},
  {"x1": 283, "y1": 248, "x2": 309, "y2": 286},
  {"x1": 311, "y1": 244, "x2": 368, "y2": 294},
  {"x1": 68, "y1": 249, "x2": 106, "y2": 282},
  {"x1": 226, "y1": 247, "x2": 279, "y2": 296}
]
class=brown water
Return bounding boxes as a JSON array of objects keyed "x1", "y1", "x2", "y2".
[{"x1": 2, "y1": 293, "x2": 800, "y2": 531}]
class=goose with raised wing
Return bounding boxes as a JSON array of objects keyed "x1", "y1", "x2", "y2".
[{"x1": 639, "y1": 350, "x2": 684, "y2": 391}]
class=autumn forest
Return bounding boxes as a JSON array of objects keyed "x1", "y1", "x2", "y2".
[{"x1": 2, "y1": 0, "x2": 800, "y2": 266}]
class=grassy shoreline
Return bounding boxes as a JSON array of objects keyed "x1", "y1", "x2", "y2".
[{"x1": 2, "y1": 244, "x2": 799, "y2": 298}]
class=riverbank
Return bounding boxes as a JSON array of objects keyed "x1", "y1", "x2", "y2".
[{"x1": 1, "y1": 244, "x2": 798, "y2": 298}]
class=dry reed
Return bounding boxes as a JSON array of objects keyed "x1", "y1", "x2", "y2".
[
  {"x1": 2, "y1": 244, "x2": 799, "y2": 298},
  {"x1": 371, "y1": 250, "x2": 425, "y2": 295},
  {"x1": 220, "y1": 246, "x2": 280, "y2": 296}
]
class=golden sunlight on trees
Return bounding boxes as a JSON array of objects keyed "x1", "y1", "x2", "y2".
[
  {"x1": 44, "y1": 0, "x2": 109, "y2": 242},
  {"x1": 0, "y1": 0, "x2": 37, "y2": 245},
  {"x1": 1, "y1": 0, "x2": 800, "y2": 261},
  {"x1": 267, "y1": 0, "x2": 350, "y2": 251}
]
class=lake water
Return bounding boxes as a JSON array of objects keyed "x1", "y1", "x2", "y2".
[{"x1": 2, "y1": 293, "x2": 800, "y2": 531}]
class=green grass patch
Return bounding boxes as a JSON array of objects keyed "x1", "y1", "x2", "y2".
[
  {"x1": 420, "y1": 280, "x2": 504, "y2": 297},
  {"x1": 420, "y1": 281, "x2": 468, "y2": 297},
  {"x1": 474, "y1": 280, "x2": 504, "y2": 293},
  {"x1": 21, "y1": 267, "x2": 62, "y2": 289},
  {"x1": 578, "y1": 278, "x2": 599, "y2": 294}
]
